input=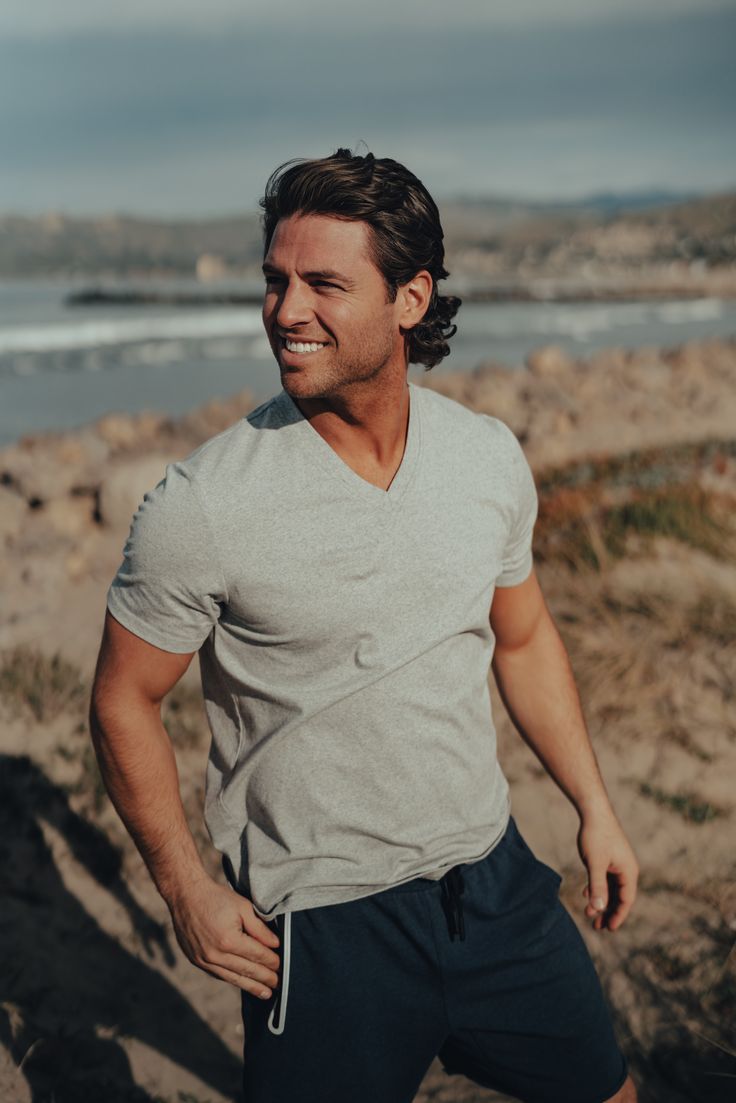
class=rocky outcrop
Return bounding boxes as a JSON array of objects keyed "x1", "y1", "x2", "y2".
[
  {"x1": 422, "y1": 336, "x2": 736, "y2": 469},
  {"x1": 97, "y1": 457, "x2": 172, "y2": 530}
]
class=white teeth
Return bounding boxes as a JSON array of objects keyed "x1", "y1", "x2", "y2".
[{"x1": 284, "y1": 339, "x2": 324, "y2": 353}]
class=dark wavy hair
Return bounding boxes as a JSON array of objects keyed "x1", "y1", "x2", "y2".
[{"x1": 259, "y1": 147, "x2": 460, "y2": 370}]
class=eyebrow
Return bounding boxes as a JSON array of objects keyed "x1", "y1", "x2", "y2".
[{"x1": 261, "y1": 263, "x2": 355, "y2": 286}]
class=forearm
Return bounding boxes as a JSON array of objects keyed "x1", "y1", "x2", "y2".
[
  {"x1": 89, "y1": 690, "x2": 208, "y2": 903},
  {"x1": 491, "y1": 611, "x2": 612, "y2": 819}
]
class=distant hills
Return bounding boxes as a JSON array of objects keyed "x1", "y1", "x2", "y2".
[{"x1": 0, "y1": 190, "x2": 734, "y2": 283}]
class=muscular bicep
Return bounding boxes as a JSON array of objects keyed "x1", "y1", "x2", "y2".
[
  {"x1": 490, "y1": 568, "x2": 547, "y2": 653},
  {"x1": 92, "y1": 609, "x2": 196, "y2": 712}
]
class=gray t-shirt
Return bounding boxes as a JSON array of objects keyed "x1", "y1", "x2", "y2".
[{"x1": 106, "y1": 382, "x2": 538, "y2": 920}]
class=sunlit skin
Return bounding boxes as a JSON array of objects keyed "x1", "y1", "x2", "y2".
[{"x1": 261, "y1": 213, "x2": 432, "y2": 490}]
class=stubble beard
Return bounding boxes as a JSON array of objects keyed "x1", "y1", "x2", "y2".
[{"x1": 280, "y1": 330, "x2": 398, "y2": 403}]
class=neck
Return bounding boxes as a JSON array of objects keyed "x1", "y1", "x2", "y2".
[{"x1": 292, "y1": 369, "x2": 411, "y2": 466}]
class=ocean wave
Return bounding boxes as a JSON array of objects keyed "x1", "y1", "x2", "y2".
[
  {"x1": 0, "y1": 334, "x2": 258, "y2": 378},
  {"x1": 655, "y1": 298, "x2": 724, "y2": 323},
  {"x1": 0, "y1": 308, "x2": 263, "y2": 355},
  {"x1": 485, "y1": 299, "x2": 726, "y2": 341}
]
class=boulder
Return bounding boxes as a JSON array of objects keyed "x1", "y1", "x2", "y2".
[
  {"x1": 525, "y1": 345, "x2": 574, "y2": 379},
  {"x1": 42, "y1": 495, "x2": 96, "y2": 540},
  {"x1": 97, "y1": 456, "x2": 171, "y2": 530},
  {"x1": 0, "y1": 485, "x2": 27, "y2": 546},
  {"x1": 94, "y1": 410, "x2": 168, "y2": 452},
  {"x1": 0, "y1": 430, "x2": 109, "y2": 503}
]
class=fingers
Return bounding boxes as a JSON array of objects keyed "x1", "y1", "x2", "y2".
[
  {"x1": 188, "y1": 933, "x2": 281, "y2": 997},
  {"x1": 577, "y1": 817, "x2": 639, "y2": 933},
  {"x1": 215, "y1": 948, "x2": 280, "y2": 992},
  {"x1": 204, "y1": 960, "x2": 277, "y2": 999},
  {"x1": 582, "y1": 870, "x2": 638, "y2": 931},
  {"x1": 169, "y1": 885, "x2": 283, "y2": 995},
  {"x1": 606, "y1": 872, "x2": 637, "y2": 931},
  {"x1": 236, "y1": 931, "x2": 281, "y2": 975},
  {"x1": 241, "y1": 902, "x2": 280, "y2": 949},
  {"x1": 583, "y1": 869, "x2": 609, "y2": 929}
]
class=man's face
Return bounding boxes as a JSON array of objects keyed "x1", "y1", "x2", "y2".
[{"x1": 261, "y1": 213, "x2": 407, "y2": 402}]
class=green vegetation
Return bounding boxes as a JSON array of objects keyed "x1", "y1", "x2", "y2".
[
  {"x1": 605, "y1": 484, "x2": 730, "y2": 559},
  {"x1": 637, "y1": 782, "x2": 727, "y2": 824},
  {"x1": 534, "y1": 437, "x2": 736, "y2": 570},
  {"x1": 0, "y1": 645, "x2": 87, "y2": 722},
  {"x1": 536, "y1": 437, "x2": 736, "y2": 494},
  {"x1": 536, "y1": 480, "x2": 733, "y2": 570}
]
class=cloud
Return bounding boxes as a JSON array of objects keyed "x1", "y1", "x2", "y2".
[
  {"x1": 1, "y1": 7, "x2": 734, "y2": 213},
  {"x1": 1, "y1": 0, "x2": 732, "y2": 38}
]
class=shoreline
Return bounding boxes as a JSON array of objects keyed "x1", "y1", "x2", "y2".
[{"x1": 63, "y1": 280, "x2": 736, "y2": 308}]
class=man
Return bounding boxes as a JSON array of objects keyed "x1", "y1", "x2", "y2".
[{"x1": 90, "y1": 148, "x2": 639, "y2": 1103}]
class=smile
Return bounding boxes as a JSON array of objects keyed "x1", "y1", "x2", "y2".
[{"x1": 282, "y1": 338, "x2": 326, "y2": 354}]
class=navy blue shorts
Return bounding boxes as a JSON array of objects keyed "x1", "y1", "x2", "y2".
[{"x1": 232, "y1": 815, "x2": 629, "y2": 1103}]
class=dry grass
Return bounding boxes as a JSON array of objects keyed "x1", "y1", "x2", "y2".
[
  {"x1": 0, "y1": 646, "x2": 87, "y2": 722},
  {"x1": 535, "y1": 481, "x2": 734, "y2": 570},
  {"x1": 530, "y1": 444, "x2": 736, "y2": 1099},
  {"x1": 635, "y1": 782, "x2": 727, "y2": 824},
  {"x1": 609, "y1": 884, "x2": 736, "y2": 1102}
]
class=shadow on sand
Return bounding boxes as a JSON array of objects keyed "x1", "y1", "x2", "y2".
[{"x1": 0, "y1": 753, "x2": 241, "y2": 1102}]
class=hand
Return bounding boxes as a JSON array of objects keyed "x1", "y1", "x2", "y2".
[
  {"x1": 165, "y1": 873, "x2": 281, "y2": 998},
  {"x1": 577, "y1": 809, "x2": 639, "y2": 932}
]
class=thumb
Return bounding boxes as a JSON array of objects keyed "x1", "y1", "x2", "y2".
[
  {"x1": 240, "y1": 900, "x2": 280, "y2": 948},
  {"x1": 586, "y1": 866, "x2": 609, "y2": 914}
]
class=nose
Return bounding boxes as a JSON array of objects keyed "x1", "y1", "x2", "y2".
[{"x1": 273, "y1": 278, "x2": 313, "y2": 331}]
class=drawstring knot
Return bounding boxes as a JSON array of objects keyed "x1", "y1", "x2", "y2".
[{"x1": 440, "y1": 865, "x2": 466, "y2": 941}]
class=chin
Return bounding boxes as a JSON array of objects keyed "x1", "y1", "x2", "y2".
[{"x1": 280, "y1": 370, "x2": 322, "y2": 401}]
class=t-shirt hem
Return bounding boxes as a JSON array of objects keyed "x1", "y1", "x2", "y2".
[
  {"x1": 250, "y1": 802, "x2": 512, "y2": 920},
  {"x1": 495, "y1": 553, "x2": 534, "y2": 588},
  {"x1": 106, "y1": 593, "x2": 207, "y2": 654}
]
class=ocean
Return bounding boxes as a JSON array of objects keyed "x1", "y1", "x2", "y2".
[{"x1": 1, "y1": 279, "x2": 735, "y2": 447}]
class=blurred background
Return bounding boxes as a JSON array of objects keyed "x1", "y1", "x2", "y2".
[
  {"x1": 1, "y1": 0, "x2": 735, "y2": 443},
  {"x1": 1, "y1": 3, "x2": 735, "y2": 1103}
]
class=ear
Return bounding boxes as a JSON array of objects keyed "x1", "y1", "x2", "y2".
[{"x1": 398, "y1": 270, "x2": 432, "y2": 330}]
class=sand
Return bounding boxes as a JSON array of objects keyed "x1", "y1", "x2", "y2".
[{"x1": 1, "y1": 338, "x2": 734, "y2": 1102}]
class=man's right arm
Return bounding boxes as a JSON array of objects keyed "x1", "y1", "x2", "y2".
[{"x1": 89, "y1": 610, "x2": 280, "y2": 999}]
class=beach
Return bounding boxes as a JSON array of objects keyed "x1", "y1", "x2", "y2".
[{"x1": 1, "y1": 336, "x2": 735, "y2": 1102}]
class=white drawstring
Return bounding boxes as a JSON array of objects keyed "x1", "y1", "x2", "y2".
[{"x1": 267, "y1": 911, "x2": 292, "y2": 1035}]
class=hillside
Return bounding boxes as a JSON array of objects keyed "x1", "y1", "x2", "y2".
[
  {"x1": 1, "y1": 193, "x2": 735, "y2": 297},
  {"x1": 0, "y1": 337, "x2": 734, "y2": 1101}
]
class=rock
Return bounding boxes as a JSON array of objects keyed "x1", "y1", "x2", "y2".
[
  {"x1": 42, "y1": 496, "x2": 96, "y2": 540},
  {"x1": 0, "y1": 485, "x2": 27, "y2": 545},
  {"x1": 175, "y1": 390, "x2": 255, "y2": 441},
  {"x1": 65, "y1": 548, "x2": 90, "y2": 582},
  {"x1": 585, "y1": 347, "x2": 628, "y2": 377},
  {"x1": 97, "y1": 456, "x2": 171, "y2": 530},
  {"x1": 525, "y1": 345, "x2": 573, "y2": 378},
  {"x1": 0, "y1": 430, "x2": 109, "y2": 503},
  {"x1": 552, "y1": 410, "x2": 575, "y2": 434},
  {"x1": 94, "y1": 410, "x2": 167, "y2": 452}
]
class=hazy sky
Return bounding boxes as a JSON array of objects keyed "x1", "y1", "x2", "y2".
[{"x1": 1, "y1": 0, "x2": 734, "y2": 216}]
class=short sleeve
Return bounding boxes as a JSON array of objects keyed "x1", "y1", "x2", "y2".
[
  {"x1": 495, "y1": 427, "x2": 538, "y2": 588},
  {"x1": 106, "y1": 461, "x2": 226, "y2": 653}
]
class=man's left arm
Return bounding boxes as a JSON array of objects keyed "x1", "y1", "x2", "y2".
[{"x1": 490, "y1": 567, "x2": 639, "y2": 932}]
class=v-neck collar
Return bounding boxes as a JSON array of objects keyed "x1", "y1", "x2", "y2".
[{"x1": 279, "y1": 382, "x2": 422, "y2": 508}]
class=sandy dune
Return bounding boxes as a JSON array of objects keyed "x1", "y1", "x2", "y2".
[{"x1": 1, "y1": 338, "x2": 734, "y2": 1102}]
